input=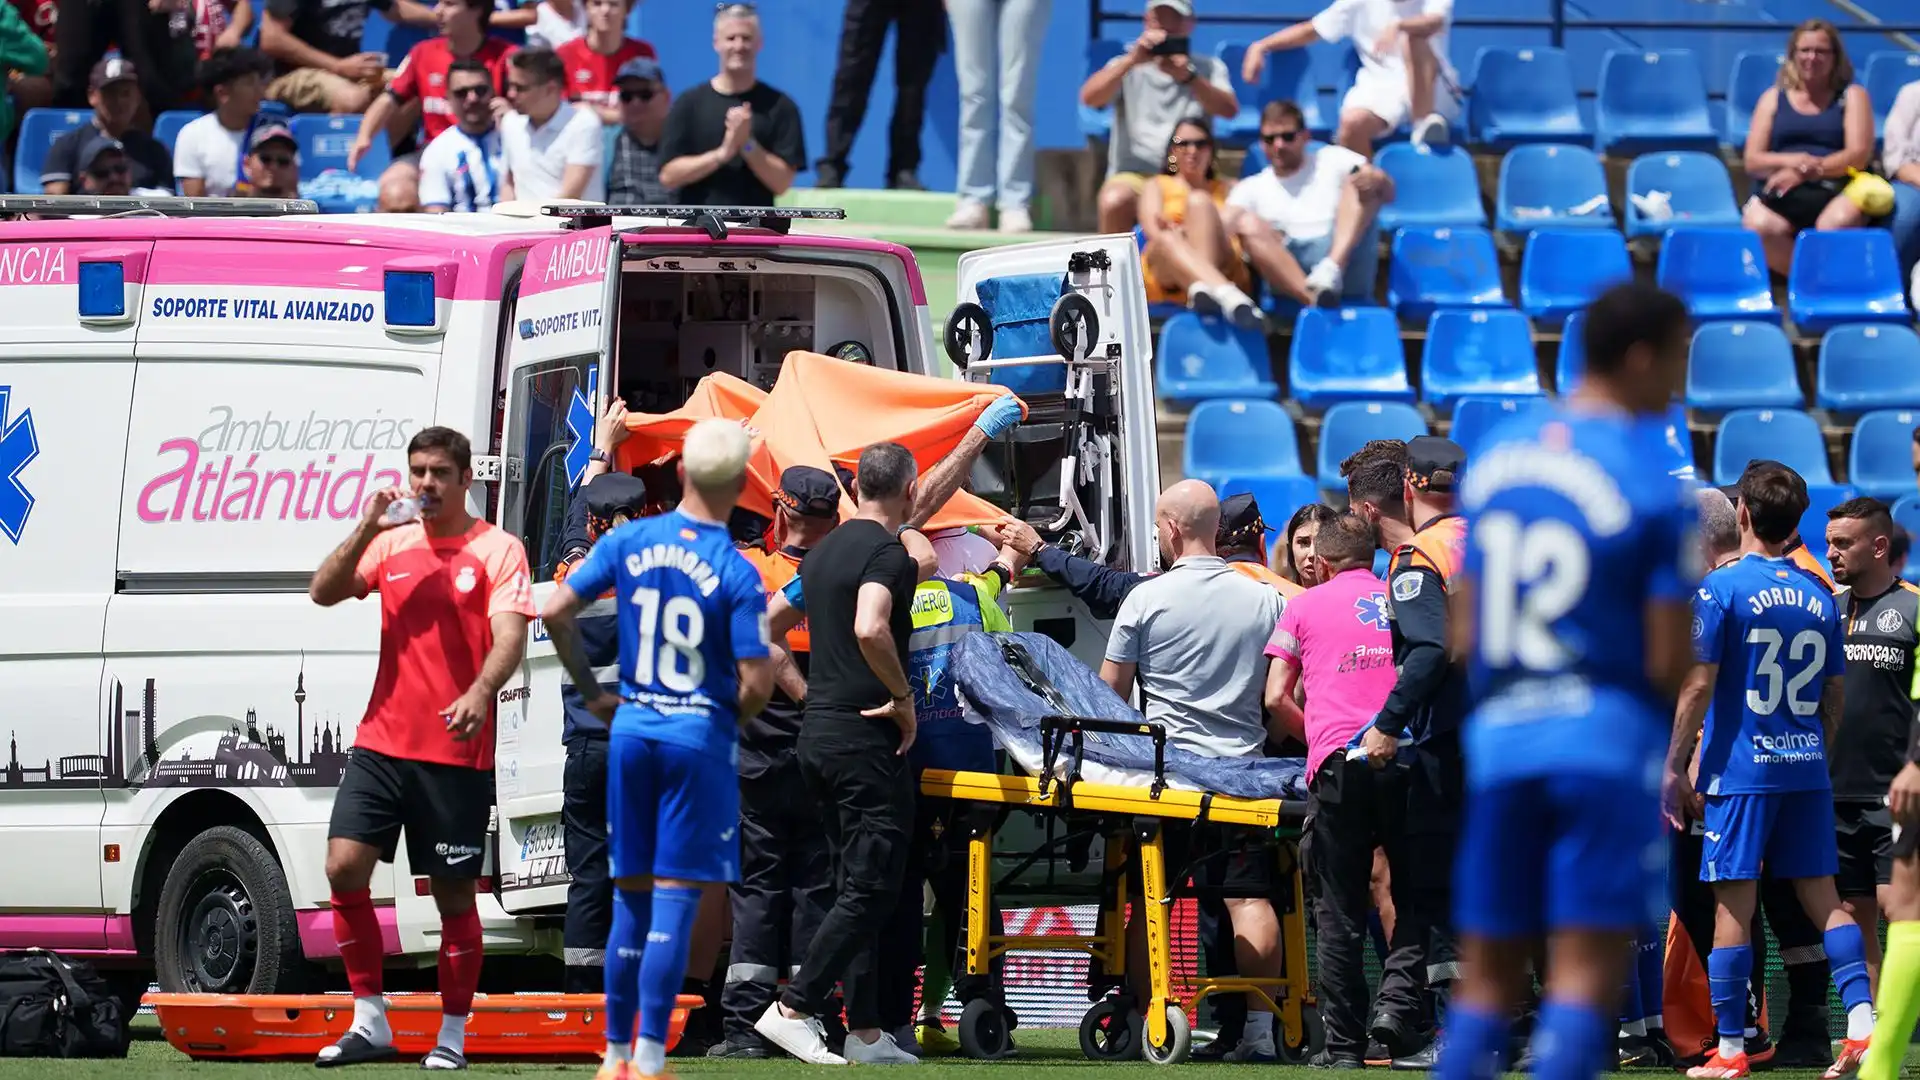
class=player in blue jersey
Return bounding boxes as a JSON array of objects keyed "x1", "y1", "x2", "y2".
[
  {"x1": 1435, "y1": 282, "x2": 1701, "y2": 1080},
  {"x1": 1664, "y1": 459, "x2": 1872, "y2": 1080},
  {"x1": 541, "y1": 419, "x2": 776, "y2": 1080}
]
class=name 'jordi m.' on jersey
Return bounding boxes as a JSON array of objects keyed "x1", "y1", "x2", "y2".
[
  {"x1": 1694, "y1": 554, "x2": 1846, "y2": 795},
  {"x1": 1458, "y1": 409, "x2": 1698, "y2": 784},
  {"x1": 564, "y1": 511, "x2": 771, "y2": 752}
]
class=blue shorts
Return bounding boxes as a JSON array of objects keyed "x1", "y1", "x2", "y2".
[
  {"x1": 1699, "y1": 789, "x2": 1839, "y2": 883},
  {"x1": 607, "y1": 730, "x2": 740, "y2": 883},
  {"x1": 1455, "y1": 773, "x2": 1665, "y2": 938}
]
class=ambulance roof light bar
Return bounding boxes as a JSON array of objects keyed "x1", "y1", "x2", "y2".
[
  {"x1": 541, "y1": 203, "x2": 845, "y2": 239},
  {"x1": 0, "y1": 195, "x2": 321, "y2": 218}
]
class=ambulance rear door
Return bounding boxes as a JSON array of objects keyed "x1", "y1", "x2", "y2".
[{"x1": 493, "y1": 228, "x2": 619, "y2": 913}]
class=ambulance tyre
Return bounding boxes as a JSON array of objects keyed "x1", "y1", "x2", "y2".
[
  {"x1": 1078, "y1": 998, "x2": 1140, "y2": 1061},
  {"x1": 957, "y1": 998, "x2": 1012, "y2": 1060},
  {"x1": 155, "y1": 825, "x2": 304, "y2": 995},
  {"x1": 1141, "y1": 1005, "x2": 1191, "y2": 1066}
]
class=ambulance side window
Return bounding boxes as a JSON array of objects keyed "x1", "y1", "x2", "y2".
[{"x1": 503, "y1": 357, "x2": 591, "y2": 581}]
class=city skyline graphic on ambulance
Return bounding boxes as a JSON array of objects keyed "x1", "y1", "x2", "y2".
[{"x1": 0, "y1": 386, "x2": 38, "y2": 544}]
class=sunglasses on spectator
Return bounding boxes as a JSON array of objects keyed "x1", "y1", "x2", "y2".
[
  {"x1": 619, "y1": 87, "x2": 657, "y2": 103},
  {"x1": 449, "y1": 84, "x2": 492, "y2": 99},
  {"x1": 255, "y1": 153, "x2": 294, "y2": 167},
  {"x1": 1261, "y1": 129, "x2": 1303, "y2": 145},
  {"x1": 1171, "y1": 136, "x2": 1212, "y2": 150},
  {"x1": 89, "y1": 161, "x2": 129, "y2": 177}
]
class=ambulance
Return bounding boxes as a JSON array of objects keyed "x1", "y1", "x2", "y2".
[{"x1": 0, "y1": 195, "x2": 1162, "y2": 1002}]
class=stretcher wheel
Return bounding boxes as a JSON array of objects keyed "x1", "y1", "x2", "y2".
[
  {"x1": 956, "y1": 998, "x2": 1011, "y2": 1060},
  {"x1": 1141, "y1": 1005, "x2": 1191, "y2": 1066},
  {"x1": 1078, "y1": 998, "x2": 1141, "y2": 1062},
  {"x1": 1277, "y1": 1002, "x2": 1324, "y2": 1064},
  {"x1": 944, "y1": 302, "x2": 993, "y2": 370},
  {"x1": 1048, "y1": 292, "x2": 1099, "y2": 361}
]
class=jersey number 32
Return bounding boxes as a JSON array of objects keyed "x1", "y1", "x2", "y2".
[{"x1": 1744, "y1": 628, "x2": 1824, "y2": 717}]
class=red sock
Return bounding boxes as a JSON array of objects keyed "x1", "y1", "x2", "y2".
[
  {"x1": 330, "y1": 889, "x2": 384, "y2": 999},
  {"x1": 438, "y1": 906, "x2": 483, "y2": 1018}
]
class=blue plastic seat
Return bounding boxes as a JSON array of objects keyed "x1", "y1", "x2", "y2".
[
  {"x1": 1595, "y1": 49, "x2": 1720, "y2": 156},
  {"x1": 1712, "y1": 408, "x2": 1831, "y2": 485},
  {"x1": 1655, "y1": 227, "x2": 1779, "y2": 320},
  {"x1": 1450, "y1": 395, "x2": 1555, "y2": 455},
  {"x1": 1652, "y1": 404, "x2": 1699, "y2": 480},
  {"x1": 1079, "y1": 39, "x2": 1125, "y2": 141},
  {"x1": 1316, "y1": 401, "x2": 1429, "y2": 489},
  {"x1": 1556, "y1": 310, "x2": 1587, "y2": 391},
  {"x1": 1725, "y1": 51, "x2": 1785, "y2": 149},
  {"x1": 1154, "y1": 312, "x2": 1279, "y2": 406},
  {"x1": 1387, "y1": 226, "x2": 1507, "y2": 321},
  {"x1": 1214, "y1": 474, "x2": 1321, "y2": 531},
  {"x1": 1788, "y1": 230, "x2": 1912, "y2": 334},
  {"x1": 1288, "y1": 307, "x2": 1414, "y2": 408},
  {"x1": 1624, "y1": 152, "x2": 1741, "y2": 238},
  {"x1": 153, "y1": 110, "x2": 203, "y2": 153},
  {"x1": 1375, "y1": 144, "x2": 1485, "y2": 232},
  {"x1": 1797, "y1": 483, "x2": 1855, "y2": 572},
  {"x1": 1495, "y1": 144, "x2": 1615, "y2": 234},
  {"x1": 1421, "y1": 308, "x2": 1544, "y2": 411},
  {"x1": 1863, "y1": 52, "x2": 1920, "y2": 138},
  {"x1": 1519, "y1": 229, "x2": 1632, "y2": 324},
  {"x1": 1685, "y1": 321, "x2": 1801, "y2": 413},
  {"x1": 291, "y1": 113, "x2": 388, "y2": 179},
  {"x1": 1467, "y1": 46, "x2": 1589, "y2": 147},
  {"x1": 13, "y1": 109, "x2": 89, "y2": 193},
  {"x1": 1216, "y1": 42, "x2": 1313, "y2": 146},
  {"x1": 1847, "y1": 410, "x2": 1920, "y2": 499},
  {"x1": 1892, "y1": 494, "x2": 1920, "y2": 579},
  {"x1": 1817, "y1": 325, "x2": 1920, "y2": 413},
  {"x1": 1183, "y1": 399, "x2": 1303, "y2": 484}
]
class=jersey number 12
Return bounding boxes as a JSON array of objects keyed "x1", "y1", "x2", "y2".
[
  {"x1": 1475, "y1": 513, "x2": 1590, "y2": 671},
  {"x1": 629, "y1": 586, "x2": 708, "y2": 692}
]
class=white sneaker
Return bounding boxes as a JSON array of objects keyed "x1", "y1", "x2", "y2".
[
  {"x1": 844, "y1": 1032, "x2": 920, "y2": 1064},
  {"x1": 945, "y1": 200, "x2": 990, "y2": 230},
  {"x1": 1225, "y1": 1032, "x2": 1278, "y2": 1062},
  {"x1": 889, "y1": 1026, "x2": 922, "y2": 1057},
  {"x1": 996, "y1": 206, "x2": 1033, "y2": 234},
  {"x1": 1305, "y1": 257, "x2": 1344, "y2": 302},
  {"x1": 753, "y1": 1004, "x2": 848, "y2": 1065},
  {"x1": 1216, "y1": 282, "x2": 1265, "y2": 330},
  {"x1": 1411, "y1": 112, "x2": 1450, "y2": 149}
]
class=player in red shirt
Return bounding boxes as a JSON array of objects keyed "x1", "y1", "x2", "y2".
[
  {"x1": 554, "y1": 0, "x2": 653, "y2": 123},
  {"x1": 308, "y1": 426, "x2": 535, "y2": 1071}
]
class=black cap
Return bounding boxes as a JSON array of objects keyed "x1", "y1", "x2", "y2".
[
  {"x1": 1216, "y1": 492, "x2": 1268, "y2": 546},
  {"x1": 1406, "y1": 435, "x2": 1466, "y2": 494},
  {"x1": 774, "y1": 466, "x2": 841, "y2": 518},
  {"x1": 584, "y1": 473, "x2": 649, "y2": 524}
]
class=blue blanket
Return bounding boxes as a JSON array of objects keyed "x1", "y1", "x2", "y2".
[{"x1": 952, "y1": 632, "x2": 1307, "y2": 801}]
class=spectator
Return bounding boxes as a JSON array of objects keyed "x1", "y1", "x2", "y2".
[
  {"x1": 260, "y1": 0, "x2": 432, "y2": 114},
  {"x1": 349, "y1": 0, "x2": 515, "y2": 213},
  {"x1": 1241, "y1": 0, "x2": 1457, "y2": 156},
  {"x1": 418, "y1": 57, "x2": 506, "y2": 211},
  {"x1": 1079, "y1": 0, "x2": 1236, "y2": 234},
  {"x1": 188, "y1": 0, "x2": 250, "y2": 63},
  {"x1": 74, "y1": 132, "x2": 133, "y2": 193},
  {"x1": 42, "y1": 58, "x2": 173, "y2": 194},
  {"x1": 659, "y1": 3, "x2": 804, "y2": 208},
  {"x1": 175, "y1": 46, "x2": 270, "y2": 196},
  {"x1": 1228, "y1": 100, "x2": 1390, "y2": 307},
  {"x1": 1884, "y1": 80, "x2": 1920, "y2": 299},
  {"x1": 554, "y1": 0, "x2": 650, "y2": 123},
  {"x1": 1280, "y1": 501, "x2": 1338, "y2": 584},
  {"x1": 945, "y1": 0, "x2": 1048, "y2": 232},
  {"x1": 1740, "y1": 19, "x2": 1876, "y2": 276},
  {"x1": 603, "y1": 56, "x2": 670, "y2": 205},
  {"x1": 524, "y1": 0, "x2": 580, "y2": 50},
  {"x1": 50, "y1": 0, "x2": 192, "y2": 112},
  {"x1": 0, "y1": 0, "x2": 49, "y2": 144},
  {"x1": 499, "y1": 46, "x2": 603, "y2": 203},
  {"x1": 815, "y1": 0, "x2": 940, "y2": 191},
  {"x1": 1140, "y1": 115, "x2": 1262, "y2": 327},
  {"x1": 235, "y1": 119, "x2": 301, "y2": 195}
]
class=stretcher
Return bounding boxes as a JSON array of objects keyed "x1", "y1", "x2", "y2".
[
  {"x1": 924, "y1": 632, "x2": 1315, "y2": 1064},
  {"x1": 143, "y1": 992, "x2": 703, "y2": 1061}
]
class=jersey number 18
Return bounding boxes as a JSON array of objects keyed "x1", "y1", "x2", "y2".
[
  {"x1": 1475, "y1": 513, "x2": 1590, "y2": 671},
  {"x1": 630, "y1": 585, "x2": 708, "y2": 692}
]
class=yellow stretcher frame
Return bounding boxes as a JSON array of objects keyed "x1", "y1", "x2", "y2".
[{"x1": 920, "y1": 739, "x2": 1315, "y2": 1065}]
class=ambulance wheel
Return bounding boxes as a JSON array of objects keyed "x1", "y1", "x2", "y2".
[
  {"x1": 1048, "y1": 292, "x2": 1099, "y2": 361},
  {"x1": 1078, "y1": 998, "x2": 1141, "y2": 1061},
  {"x1": 1278, "y1": 1003, "x2": 1325, "y2": 1064},
  {"x1": 956, "y1": 998, "x2": 1011, "y2": 1059},
  {"x1": 944, "y1": 302, "x2": 993, "y2": 370},
  {"x1": 155, "y1": 825, "x2": 304, "y2": 995},
  {"x1": 1141, "y1": 1005, "x2": 1191, "y2": 1066}
]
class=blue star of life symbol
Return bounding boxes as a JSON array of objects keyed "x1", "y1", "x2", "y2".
[
  {"x1": 0, "y1": 386, "x2": 38, "y2": 545},
  {"x1": 1354, "y1": 592, "x2": 1390, "y2": 631},
  {"x1": 563, "y1": 366, "x2": 599, "y2": 491}
]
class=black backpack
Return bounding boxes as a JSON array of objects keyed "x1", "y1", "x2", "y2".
[{"x1": 0, "y1": 950, "x2": 129, "y2": 1058}]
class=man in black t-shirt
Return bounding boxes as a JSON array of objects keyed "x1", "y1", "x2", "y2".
[
  {"x1": 658, "y1": 3, "x2": 805, "y2": 207},
  {"x1": 42, "y1": 58, "x2": 173, "y2": 194}
]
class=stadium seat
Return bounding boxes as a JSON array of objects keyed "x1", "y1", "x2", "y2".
[
  {"x1": 1421, "y1": 307, "x2": 1544, "y2": 411},
  {"x1": 1594, "y1": 49, "x2": 1719, "y2": 156},
  {"x1": 1892, "y1": 494, "x2": 1920, "y2": 580},
  {"x1": 1652, "y1": 403, "x2": 1698, "y2": 480},
  {"x1": 1864, "y1": 52, "x2": 1920, "y2": 138},
  {"x1": 1154, "y1": 311, "x2": 1279, "y2": 407},
  {"x1": 1079, "y1": 40, "x2": 1125, "y2": 141},
  {"x1": 1725, "y1": 51, "x2": 1784, "y2": 149},
  {"x1": 1518, "y1": 229, "x2": 1632, "y2": 324},
  {"x1": 1797, "y1": 484, "x2": 1854, "y2": 571},
  {"x1": 1375, "y1": 143, "x2": 1485, "y2": 231},
  {"x1": 1288, "y1": 307, "x2": 1415, "y2": 408},
  {"x1": 1387, "y1": 226, "x2": 1506, "y2": 321},
  {"x1": 1183, "y1": 399, "x2": 1303, "y2": 484},
  {"x1": 1818, "y1": 325, "x2": 1920, "y2": 413},
  {"x1": 1684, "y1": 321, "x2": 1801, "y2": 413},
  {"x1": 291, "y1": 113, "x2": 388, "y2": 179},
  {"x1": 13, "y1": 109, "x2": 89, "y2": 194},
  {"x1": 1215, "y1": 474, "x2": 1321, "y2": 530},
  {"x1": 1712, "y1": 408, "x2": 1831, "y2": 485},
  {"x1": 1495, "y1": 144, "x2": 1615, "y2": 234},
  {"x1": 1847, "y1": 410, "x2": 1920, "y2": 500},
  {"x1": 1316, "y1": 401, "x2": 1428, "y2": 489},
  {"x1": 153, "y1": 110, "x2": 202, "y2": 154},
  {"x1": 1216, "y1": 42, "x2": 1314, "y2": 146},
  {"x1": 1787, "y1": 229, "x2": 1912, "y2": 334},
  {"x1": 1556, "y1": 311, "x2": 1586, "y2": 392},
  {"x1": 1624, "y1": 151, "x2": 1741, "y2": 238},
  {"x1": 1655, "y1": 227, "x2": 1779, "y2": 320},
  {"x1": 1450, "y1": 395, "x2": 1555, "y2": 455},
  {"x1": 1466, "y1": 46, "x2": 1589, "y2": 147}
]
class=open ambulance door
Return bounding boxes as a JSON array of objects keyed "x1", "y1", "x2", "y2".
[{"x1": 492, "y1": 228, "x2": 620, "y2": 914}]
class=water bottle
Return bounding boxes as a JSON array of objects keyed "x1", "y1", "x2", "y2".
[{"x1": 384, "y1": 495, "x2": 430, "y2": 526}]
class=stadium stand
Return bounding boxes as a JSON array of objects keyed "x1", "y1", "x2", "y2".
[
  {"x1": 1388, "y1": 226, "x2": 1507, "y2": 320},
  {"x1": 1863, "y1": 51, "x2": 1920, "y2": 139},
  {"x1": 1684, "y1": 321, "x2": 1801, "y2": 414},
  {"x1": 1287, "y1": 307, "x2": 1415, "y2": 408},
  {"x1": 1420, "y1": 307, "x2": 1544, "y2": 411},
  {"x1": 1182, "y1": 398, "x2": 1303, "y2": 485},
  {"x1": 1623, "y1": 151, "x2": 1742, "y2": 238},
  {"x1": 1724, "y1": 51, "x2": 1784, "y2": 149},
  {"x1": 1787, "y1": 230, "x2": 1914, "y2": 334},
  {"x1": 13, "y1": 109, "x2": 87, "y2": 195},
  {"x1": 1817, "y1": 325, "x2": 1920, "y2": 414},
  {"x1": 1713, "y1": 408, "x2": 1833, "y2": 485},
  {"x1": 1450, "y1": 395, "x2": 1554, "y2": 455},
  {"x1": 1316, "y1": 401, "x2": 1427, "y2": 489},
  {"x1": 1518, "y1": 228, "x2": 1632, "y2": 324},
  {"x1": 1594, "y1": 49, "x2": 1720, "y2": 156},
  {"x1": 154, "y1": 111, "x2": 202, "y2": 154},
  {"x1": 1556, "y1": 310, "x2": 1587, "y2": 392},
  {"x1": 1466, "y1": 45, "x2": 1589, "y2": 148},
  {"x1": 1495, "y1": 143, "x2": 1614, "y2": 234},
  {"x1": 1656, "y1": 227, "x2": 1780, "y2": 321},
  {"x1": 1155, "y1": 312, "x2": 1279, "y2": 408},
  {"x1": 1848, "y1": 411, "x2": 1920, "y2": 500},
  {"x1": 1374, "y1": 143, "x2": 1486, "y2": 232}
]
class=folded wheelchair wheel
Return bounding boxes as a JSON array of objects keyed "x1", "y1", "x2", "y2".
[
  {"x1": 1048, "y1": 292, "x2": 1099, "y2": 361},
  {"x1": 1141, "y1": 1005, "x2": 1191, "y2": 1066},
  {"x1": 956, "y1": 998, "x2": 1011, "y2": 1060},
  {"x1": 1277, "y1": 1002, "x2": 1325, "y2": 1064},
  {"x1": 1078, "y1": 998, "x2": 1140, "y2": 1062},
  {"x1": 944, "y1": 302, "x2": 993, "y2": 370}
]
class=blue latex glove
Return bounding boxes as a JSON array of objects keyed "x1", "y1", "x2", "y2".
[{"x1": 974, "y1": 394, "x2": 1024, "y2": 439}]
